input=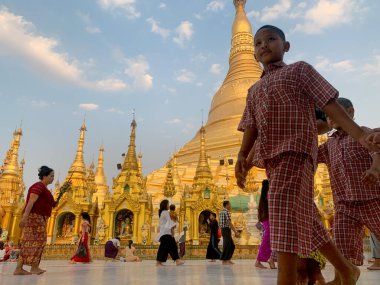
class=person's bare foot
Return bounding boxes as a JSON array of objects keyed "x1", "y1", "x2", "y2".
[
  {"x1": 13, "y1": 269, "x2": 32, "y2": 275},
  {"x1": 30, "y1": 268, "x2": 46, "y2": 275},
  {"x1": 255, "y1": 260, "x2": 267, "y2": 269},
  {"x1": 156, "y1": 261, "x2": 164, "y2": 266},
  {"x1": 368, "y1": 264, "x2": 380, "y2": 270},
  {"x1": 228, "y1": 260, "x2": 234, "y2": 265},
  {"x1": 368, "y1": 258, "x2": 375, "y2": 263},
  {"x1": 268, "y1": 259, "x2": 277, "y2": 269},
  {"x1": 222, "y1": 261, "x2": 231, "y2": 265},
  {"x1": 176, "y1": 260, "x2": 185, "y2": 266}
]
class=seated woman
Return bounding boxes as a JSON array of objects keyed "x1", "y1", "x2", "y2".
[{"x1": 123, "y1": 240, "x2": 141, "y2": 262}]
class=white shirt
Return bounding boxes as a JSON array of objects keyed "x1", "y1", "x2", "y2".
[
  {"x1": 155, "y1": 210, "x2": 176, "y2": 242},
  {"x1": 0, "y1": 249, "x2": 5, "y2": 259},
  {"x1": 110, "y1": 238, "x2": 120, "y2": 247}
]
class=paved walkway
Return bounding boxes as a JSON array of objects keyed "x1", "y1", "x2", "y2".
[{"x1": 1, "y1": 260, "x2": 380, "y2": 285}]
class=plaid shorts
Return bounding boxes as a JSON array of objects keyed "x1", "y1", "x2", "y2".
[
  {"x1": 333, "y1": 199, "x2": 380, "y2": 265},
  {"x1": 265, "y1": 152, "x2": 331, "y2": 255}
]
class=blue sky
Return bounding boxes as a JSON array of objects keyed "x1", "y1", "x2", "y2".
[{"x1": 1, "y1": 0, "x2": 379, "y2": 190}]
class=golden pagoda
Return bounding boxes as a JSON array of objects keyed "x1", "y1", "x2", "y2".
[
  {"x1": 101, "y1": 118, "x2": 153, "y2": 244},
  {"x1": 92, "y1": 145, "x2": 110, "y2": 209},
  {"x1": 0, "y1": 128, "x2": 24, "y2": 243},
  {"x1": 146, "y1": 0, "x2": 264, "y2": 199},
  {"x1": 47, "y1": 121, "x2": 98, "y2": 244},
  {"x1": 179, "y1": 125, "x2": 224, "y2": 245}
]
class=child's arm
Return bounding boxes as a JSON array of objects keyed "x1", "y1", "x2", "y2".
[
  {"x1": 236, "y1": 127, "x2": 258, "y2": 189},
  {"x1": 362, "y1": 153, "x2": 380, "y2": 185},
  {"x1": 323, "y1": 100, "x2": 380, "y2": 151}
]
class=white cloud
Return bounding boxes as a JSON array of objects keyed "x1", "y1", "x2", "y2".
[
  {"x1": 173, "y1": 21, "x2": 193, "y2": 47},
  {"x1": 0, "y1": 8, "x2": 126, "y2": 92},
  {"x1": 175, "y1": 69, "x2": 195, "y2": 83},
  {"x1": 259, "y1": 0, "x2": 291, "y2": 21},
  {"x1": 79, "y1": 103, "x2": 99, "y2": 111},
  {"x1": 31, "y1": 100, "x2": 50, "y2": 108},
  {"x1": 146, "y1": 18, "x2": 170, "y2": 39},
  {"x1": 315, "y1": 56, "x2": 355, "y2": 72},
  {"x1": 162, "y1": 85, "x2": 177, "y2": 94},
  {"x1": 165, "y1": 118, "x2": 182, "y2": 124},
  {"x1": 106, "y1": 107, "x2": 124, "y2": 114},
  {"x1": 210, "y1": 63, "x2": 222, "y2": 74},
  {"x1": 98, "y1": 0, "x2": 140, "y2": 19},
  {"x1": 182, "y1": 123, "x2": 194, "y2": 134},
  {"x1": 77, "y1": 11, "x2": 101, "y2": 34},
  {"x1": 124, "y1": 55, "x2": 153, "y2": 90},
  {"x1": 206, "y1": 1, "x2": 225, "y2": 12},
  {"x1": 194, "y1": 13, "x2": 203, "y2": 20},
  {"x1": 293, "y1": 0, "x2": 365, "y2": 34},
  {"x1": 363, "y1": 54, "x2": 380, "y2": 75},
  {"x1": 159, "y1": 3, "x2": 166, "y2": 10}
]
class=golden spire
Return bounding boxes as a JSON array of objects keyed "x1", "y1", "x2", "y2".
[
  {"x1": 94, "y1": 144, "x2": 110, "y2": 207},
  {"x1": 68, "y1": 121, "x2": 87, "y2": 175},
  {"x1": 95, "y1": 145, "x2": 107, "y2": 186},
  {"x1": 0, "y1": 128, "x2": 23, "y2": 204},
  {"x1": 122, "y1": 119, "x2": 139, "y2": 172},
  {"x1": 138, "y1": 150, "x2": 143, "y2": 176},
  {"x1": 163, "y1": 161, "x2": 176, "y2": 198},
  {"x1": 193, "y1": 126, "x2": 213, "y2": 185}
]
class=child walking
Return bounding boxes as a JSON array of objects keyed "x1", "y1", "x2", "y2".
[
  {"x1": 255, "y1": 179, "x2": 276, "y2": 269},
  {"x1": 317, "y1": 98, "x2": 380, "y2": 283},
  {"x1": 235, "y1": 25, "x2": 378, "y2": 285}
]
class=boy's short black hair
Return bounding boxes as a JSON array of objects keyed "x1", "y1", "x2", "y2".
[
  {"x1": 223, "y1": 201, "x2": 230, "y2": 207},
  {"x1": 337, "y1": 97, "x2": 353, "y2": 109},
  {"x1": 255, "y1": 25, "x2": 286, "y2": 41},
  {"x1": 169, "y1": 204, "x2": 176, "y2": 211},
  {"x1": 315, "y1": 108, "x2": 327, "y2": 122}
]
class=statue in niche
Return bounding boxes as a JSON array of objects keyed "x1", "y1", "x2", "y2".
[
  {"x1": 115, "y1": 210, "x2": 133, "y2": 237},
  {"x1": 60, "y1": 213, "x2": 75, "y2": 238}
]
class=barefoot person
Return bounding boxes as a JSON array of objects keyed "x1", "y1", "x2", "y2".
[
  {"x1": 14, "y1": 166, "x2": 57, "y2": 275},
  {"x1": 123, "y1": 240, "x2": 141, "y2": 262},
  {"x1": 206, "y1": 212, "x2": 221, "y2": 262},
  {"x1": 235, "y1": 25, "x2": 379, "y2": 285},
  {"x1": 317, "y1": 98, "x2": 380, "y2": 282},
  {"x1": 104, "y1": 237, "x2": 121, "y2": 261},
  {"x1": 156, "y1": 200, "x2": 184, "y2": 266},
  {"x1": 219, "y1": 201, "x2": 238, "y2": 265},
  {"x1": 255, "y1": 180, "x2": 276, "y2": 269},
  {"x1": 70, "y1": 213, "x2": 91, "y2": 263}
]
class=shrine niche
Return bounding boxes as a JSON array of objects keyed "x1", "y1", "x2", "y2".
[
  {"x1": 199, "y1": 210, "x2": 213, "y2": 236},
  {"x1": 114, "y1": 209, "x2": 134, "y2": 238},
  {"x1": 55, "y1": 212, "x2": 75, "y2": 243}
]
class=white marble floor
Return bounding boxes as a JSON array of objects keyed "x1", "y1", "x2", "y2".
[{"x1": 1, "y1": 260, "x2": 380, "y2": 285}]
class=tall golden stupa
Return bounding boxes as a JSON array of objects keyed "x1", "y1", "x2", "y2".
[{"x1": 146, "y1": 0, "x2": 265, "y2": 205}]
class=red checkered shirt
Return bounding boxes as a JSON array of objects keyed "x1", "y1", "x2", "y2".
[
  {"x1": 238, "y1": 61, "x2": 338, "y2": 164},
  {"x1": 318, "y1": 129, "x2": 380, "y2": 203}
]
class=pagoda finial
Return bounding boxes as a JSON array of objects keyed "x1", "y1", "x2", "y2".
[
  {"x1": 163, "y1": 160, "x2": 176, "y2": 198},
  {"x1": 194, "y1": 125, "x2": 213, "y2": 183},
  {"x1": 95, "y1": 144, "x2": 107, "y2": 186},
  {"x1": 68, "y1": 122, "x2": 87, "y2": 175},
  {"x1": 233, "y1": 0, "x2": 246, "y2": 8},
  {"x1": 122, "y1": 117, "x2": 139, "y2": 172}
]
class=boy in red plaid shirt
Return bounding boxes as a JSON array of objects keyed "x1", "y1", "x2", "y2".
[
  {"x1": 235, "y1": 25, "x2": 380, "y2": 285},
  {"x1": 318, "y1": 98, "x2": 380, "y2": 282}
]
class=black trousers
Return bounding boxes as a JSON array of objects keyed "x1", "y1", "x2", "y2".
[
  {"x1": 156, "y1": 234, "x2": 180, "y2": 262},
  {"x1": 220, "y1": 228, "x2": 235, "y2": 260}
]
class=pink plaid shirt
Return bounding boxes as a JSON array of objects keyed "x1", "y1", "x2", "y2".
[
  {"x1": 318, "y1": 129, "x2": 380, "y2": 203},
  {"x1": 238, "y1": 61, "x2": 338, "y2": 164}
]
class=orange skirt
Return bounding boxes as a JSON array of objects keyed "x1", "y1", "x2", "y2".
[{"x1": 19, "y1": 213, "x2": 47, "y2": 266}]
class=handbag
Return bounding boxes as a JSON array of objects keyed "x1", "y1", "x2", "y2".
[
  {"x1": 217, "y1": 227, "x2": 222, "y2": 239},
  {"x1": 76, "y1": 243, "x2": 87, "y2": 257}
]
